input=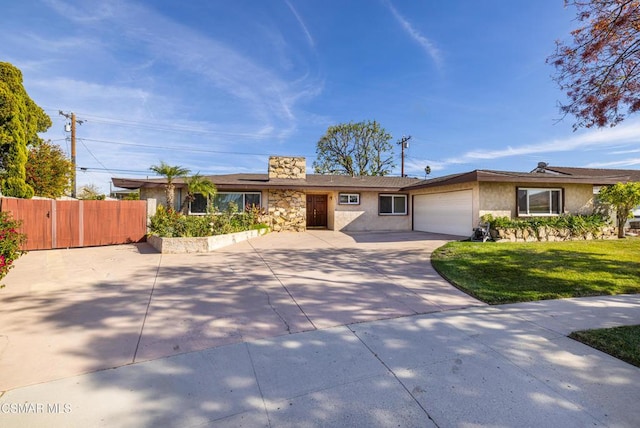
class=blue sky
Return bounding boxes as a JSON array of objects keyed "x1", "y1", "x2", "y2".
[{"x1": 3, "y1": 0, "x2": 640, "y2": 193}]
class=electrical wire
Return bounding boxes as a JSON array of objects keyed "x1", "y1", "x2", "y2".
[
  {"x1": 78, "y1": 138, "x2": 116, "y2": 176},
  {"x1": 80, "y1": 137, "x2": 317, "y2": 158},
  {"x1": 44, "y1": 108, "x2": 279, "y2": 140}
]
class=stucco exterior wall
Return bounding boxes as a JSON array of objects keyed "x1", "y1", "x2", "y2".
[
  {"x1": 479, "y1": 182, "x2": 594, "y2": 218},
  {"x1": 332, "y1": 191, "x2": 411, "y2": 231},
  {"x1": 140, "y1": 187, "x2": 187, "y2": 212}
]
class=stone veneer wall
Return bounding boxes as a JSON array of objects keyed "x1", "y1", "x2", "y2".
[
  {"x1": 267, "y1": 156, "x2": 307, "y2": 232},
  {"x1": 492, "y1": 226, "x2": 617, "y2": 242},
  {"x1": 268, "y1": 189, "x2": 306, "y2": 232}
]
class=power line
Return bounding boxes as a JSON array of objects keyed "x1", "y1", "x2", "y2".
[
  {"x1": 78, "y1": 138, "x2": 115, "y2": 176},
  {"x1": 80, "y1": 137, "x2": 317, "y2": 158},
  {"x1": 44, "y1": 108, "x2": 277, "y2": 140},
  {"x1": 77, "y1": 166, "x2": 151, "y2": 176}
]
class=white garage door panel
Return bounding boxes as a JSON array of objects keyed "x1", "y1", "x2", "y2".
[{"x1": 414, "y1": 191, "x2": 473, "y2": 236}]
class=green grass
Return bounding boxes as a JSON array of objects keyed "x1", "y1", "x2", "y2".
[
  {"x1": 431, "y1": 238, "x2": 640, "y2": 304},
  {"x1": 570, "y1": 325, "x2": 640, "y2": 368}
]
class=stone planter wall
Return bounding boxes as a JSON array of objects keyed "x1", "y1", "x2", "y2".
[
  {"x1": 147, "y1": 228, "x2": 269, "y2": 253},
  {"x1": 491, "y1": 226, "x2": 618, "y2": 242}
]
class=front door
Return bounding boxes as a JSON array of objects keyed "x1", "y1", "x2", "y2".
[{"x1": 306, "y1": 195, "x2": 327, "y2": 228}]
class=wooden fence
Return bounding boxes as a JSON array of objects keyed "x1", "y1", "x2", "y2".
[{"x1": 0, "y1": 198, "x2": 148, "y2": 251}]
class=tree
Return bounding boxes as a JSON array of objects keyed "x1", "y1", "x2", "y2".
[
  {"x1": 25, "y1": 140, "x2": 74, "y2": 198},
  {"x1": 548, "y1": 0, "x2": 640, "y2": 129},
  {"x1": 598, "y1": 182, "x2": 640, "y2": 238},
  {"x1": 180, "y1": 173, "x2": 217, "y2": 214},
  {"x1": 0, "y1": 62, "x2": 52, "y2": 197},
  {"x1": 149, "y1": 161, "x2": 190, "y2": 210},
  {"x1": 313, "y1": 120, "x2": 395, "y2": 176},
  {"x1": 77, "y1": 184, "x2": 106, "y2": 200}
]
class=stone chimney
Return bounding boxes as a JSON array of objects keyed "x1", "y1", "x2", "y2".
[{"x1": 268, "y1": 156, "x2": 306, "y2": 180}]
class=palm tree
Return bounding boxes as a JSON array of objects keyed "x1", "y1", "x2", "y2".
[
  {"x1": 180, "y1": 173, "x2": 217, "y2": 214},
  {"x1": 149, "y1": 161, "x2": 190, "y2": 210}
]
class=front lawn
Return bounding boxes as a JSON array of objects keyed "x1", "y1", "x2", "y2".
[
  {"x1": 431, "y1": 238, "x2": 640, "y2": 304},
  {"x1": 570, "y1": 325, "x2": 640, "y2": 368}
]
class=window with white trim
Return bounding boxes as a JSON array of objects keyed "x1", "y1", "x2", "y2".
[
  {"x1": 338, "y1": 193, "x2": 360, "y2": 205},
  {"x1": 379, "y1": 194, "x2": 407, "y2": 215},
  {"x1": 213, "y1": 192, "x2": 262, "y2": 213},
  {"x1": 517, "y1": 188, "x2": 562, "y2": 216}
]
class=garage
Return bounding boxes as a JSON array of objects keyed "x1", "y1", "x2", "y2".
[{"x1": 413, "y1": 190, "x2": 473, "y2": 236}]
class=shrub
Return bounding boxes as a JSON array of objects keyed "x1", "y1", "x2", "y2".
[
  {"x1": 148, "y1": 204, "x2": 268, "y2": 238},
  {"x1": 480, "y1": 213, "x2": 610, "y2": 237},
  {"x1": 0, "y1": 211, "x2": 26, "y2": 287}
]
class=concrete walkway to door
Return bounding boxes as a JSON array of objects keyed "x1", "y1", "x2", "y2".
[{"x1": 0, "y1": 231, "x2": 482, "y2": 392}]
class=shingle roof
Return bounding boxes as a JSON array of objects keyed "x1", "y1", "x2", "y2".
[
  {"x1": 402, "y1": 166, "x2": 640, "y2": 190},
  {"x1": 538, "y1": 166, "x2": 640, "y2": 181},
  {"x1": 112, "y1": 173, "x2": 422, "y2": 191},
  {"x1": 112, "y1": 165, "x2": 640, "y2": 191}
]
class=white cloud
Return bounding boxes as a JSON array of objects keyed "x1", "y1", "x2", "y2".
[
  {"x1": 42, "y1": 0, "x2": 322, "y2": 142},
  {"x1": 586, "y1": 158, "x2": 640, "y2": 168},
  {"x1": 452, "y1": 119, "x2": 640, "y2": 162},
  {"x1": 406, "y1": 119, "x2": 640, "y2": 174},
  {"x1": 285, "y1": 0, "x2": 315, "y2": 48},
  {"x1": 385, "y1": 1, "x2": 442, "y2": 68}
]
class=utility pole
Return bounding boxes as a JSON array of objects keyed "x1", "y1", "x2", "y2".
[
  {"x1": 397, "y1": 135, "x2": 411, "y2": 177},
  {"x1": 59, "y1": 111, "x2": 84, "y2": 198}
]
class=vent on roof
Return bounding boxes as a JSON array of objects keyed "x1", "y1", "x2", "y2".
[{"x1": 535, "y1": 162, "x2": 548, "y2": 173}]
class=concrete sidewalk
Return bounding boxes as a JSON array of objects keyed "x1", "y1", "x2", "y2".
[{"x1": 1, "y1": 294, "x2": 639, "y2": 427}]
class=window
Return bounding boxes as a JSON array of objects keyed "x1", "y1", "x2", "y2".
[
  {"x1": 213, "y1": 192, "x2": 261, "y2": 213},
  {"x1": 517, "y1": 188, "x2": 562, "y2": 216},
  {"x1": 379, "y1": 194, "x2": 407, "y2": 215},
  {"x1": 189, "y1": 193, "x2": 209, "y2": 214},
  {"x1": 338, "y1": 193, "x2": 360, "y2": 205}
]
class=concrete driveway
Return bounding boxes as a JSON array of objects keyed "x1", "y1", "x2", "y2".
[
  {"x1": 0, "y1": 231, "x2": 481, "y2": 391},
  {"x1": 2, "y1": 231, "x2": 640, "y2": 427}
]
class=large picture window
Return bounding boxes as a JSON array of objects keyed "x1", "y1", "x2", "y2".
[
  {"x1": 379, "y1": 194, "x2": 407, "y2": 215},
  {"x1": 517, "y1": 188, "x2": 562, "y2": 216},
  {"x1": 213, "y1": 192, "x2": 261, "y2": 213}
]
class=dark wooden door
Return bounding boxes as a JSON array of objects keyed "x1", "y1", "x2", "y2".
[{"x1": 306, "y1": 195, "x2": 327, "y2": 228}]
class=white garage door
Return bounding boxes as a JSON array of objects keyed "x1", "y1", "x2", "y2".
[{"x1": 413, "y1": 190, "x2": 473, "y2": 236}]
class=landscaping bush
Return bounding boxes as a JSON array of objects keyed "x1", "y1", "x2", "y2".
[
  {"x1": 0, "y1": 211, "x2": 27, "y2": 287},
  {"x1": 480, "y1": 213, "x2": 612, "y2": 241},
  {"x1": 148, "y1": 204, "x2": 268, "y2": 238}
]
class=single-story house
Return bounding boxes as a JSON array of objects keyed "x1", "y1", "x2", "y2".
[{"x1": 111, "y1": 157, "x2": 640, "y2": 236}]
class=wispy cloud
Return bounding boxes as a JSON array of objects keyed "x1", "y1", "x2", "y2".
[
  {"x1": 407, "y1": 119, "x2": 640, "y2": 173},
  {"x1": 41, "y1": 0, "x2": 322, "y2": 142},
  {"x1": 586, "y1": 158, "x2": 640, "y2": 168},
  {"x1": 285, "y1": 0, "x2": 315, "y2": 48},
  {"x1": 384, "y1": 1, "x2": 442, "y2": 68}
]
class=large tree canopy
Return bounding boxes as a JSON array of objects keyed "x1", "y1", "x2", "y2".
[
  {"x1": 0, "y1": 62, "x2": 52, "y2": 198},
  {"x1": 25, "y1": 140, "x2": 74, "y2": 198},
  {"x1": 548, "y1": 0, "x2": 640, "y2": 129},
  {"x1": 313, "y1": 120, "x2": 395, "y2": 176}
]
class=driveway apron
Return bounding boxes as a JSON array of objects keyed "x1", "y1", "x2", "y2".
[{"x1": 0, "y1": 231, "x2": 481, "y2": 391}]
